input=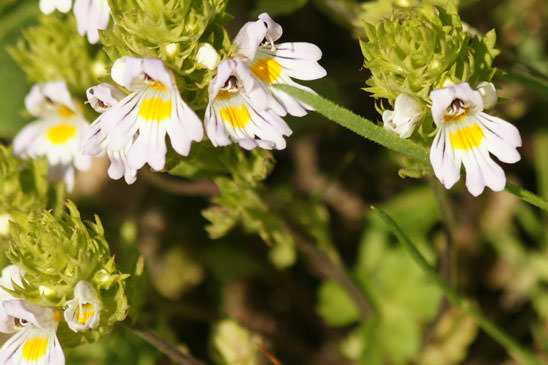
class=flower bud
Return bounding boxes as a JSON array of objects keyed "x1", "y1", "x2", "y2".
[
  {"x1": 382, "y1": 93, "x2": 423, "y2": 138},
  {"x1": 196, "y1": 43, "x2": 220, "y2": 70},
  {"x1": 476, "y1": 81, "x2": 497, "y2": 109}
]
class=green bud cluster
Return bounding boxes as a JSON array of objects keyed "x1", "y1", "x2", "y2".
[
  {"x1": 7, "y1": 201, "x2": 129, "y2": 345},
  {"x1": 9, "y1": 15, "x2": 103, "y2": 95},
  {"x1": 104, "y1": 0, "x2": 233, "y2": 110},
  {"x1": 359, "y1": 2, "x2": 498, "y2": 106},
  {"x1": 0, "y1": 146, "x2": 48, "y2": 223}
]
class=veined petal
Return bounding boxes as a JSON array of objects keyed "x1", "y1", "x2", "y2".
[
  {"x1": 460, "y1": 148, "x2": 506, "y2": 196},
  {"x1": 258, "y1": 13, "x2": 283, "y2": 43},
  {"x1": 476, "y1": 113, "x2": 522, "y2": 164},
  {"x1": 2, "y1": 300, "x2": 58, "y2": 330},
  {"x1": 430, "y1": 82, "x2": 483, "y2": 127},
  {"x1": 86, "y1": 83, "x2": 126, "y2": 113},
  {"x1": 111, "y1": 56, "x2": 175, "y2": 91},
  {"x1": 165, "y1": 94, "x2": 203, "y2": 156},
  {"x1": 430, "y1": 127, "x2": 461, "y2": 190},
  {"x1": 0, "y1": 326, "x2": 64, "y2": 365},
  {"x1": 233, "y1": 21, "x2": 266, "y2": 61},
  {"x1": 206, "y1": 94, "x2": 291, "y2": 150}
]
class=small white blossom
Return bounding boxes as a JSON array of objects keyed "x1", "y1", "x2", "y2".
[
  {"x1": 64, "y1": 281, "x2": 101, "y2": 332},
  {"x1": 39, "y1": 0, "x2": 71, "y2": 14},
  {"x1": 73, "y1": 0, "x2": 111, "y2": 44},
  {"x1": 196, "y1": 43, "x2": 220, "y2": 70},
  {"x1": 430, "y1": 82, "x2": 521, "y2": 196},
  {"x1": 0, "y1": 299, "x2": 64, "y2": 364},
  {"x1": 205, "y1": 58, "x2": 291, "y2": 150},
  {"x1": 382, "y1": 93, "x2": 423, "y2": 138},
  {"x1": 13, "y1": 81, "x2": 91, "y2": 192},
  {"x1": 82, "y1": 57, "x2": 203, "y2": 183},
  {"x1": 234, "y1": 13, "x2": 327, "y2": 117}
]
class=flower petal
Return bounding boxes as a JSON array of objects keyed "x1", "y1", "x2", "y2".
[{"x1": 430, "y1": 128, "x2": 461, "y2": 189}]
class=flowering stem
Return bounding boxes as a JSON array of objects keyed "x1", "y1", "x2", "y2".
[
  {"x1": 275, "y1": 85, "x2": 430, "y2": 163},
  {"x1": 372, "y1": 206, "x2": 542, "y2": 365},
  {"x1": 129, "y1": 325, "x2": 206, "y2": 365}
]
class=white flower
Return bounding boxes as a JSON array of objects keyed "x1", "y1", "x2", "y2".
[
  {"x1": 382, "y1": 93, "x2": 423, "y2": 138},
  {"x1": 205, "y1": 57, "x2": 291, "y2": 150},
  {"x1": 430, "y1": 82, "x2": 521, "y2": 196},
  {"x1": 196, "y1": 43, "x2": 220, "y2": 70},
  {"x1": 39, "y1": 0, "x2": 71, "y2": 14},
  {"x1": 64, "y1": 281, "x2": 101, "y2": 332},
  {"x1": 234, "y1": 12, "x2": 327, "y2": 117},
  {"x1": 0, "y1": 299, "x2": 64, "y2": 365},
  {"x1": 13, "y1": 81, "x2": 92, "y2": 192},
  {"x1": 73, "y1": 0, "x2": 111, "y2": 44},
  {"x1": 82, "y1": 57, "x2": 203, "y2": 183},
  {"x1": 475, "y1": 81, "x2": 498, "y2": 110}
]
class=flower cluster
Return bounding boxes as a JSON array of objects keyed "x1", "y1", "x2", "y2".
[
  {"x1": 12, "y1": 11, "x2": 326, "y2": 188},
  {"x1": 361, "y1": 2, "x2": 521, "y2": 196},
  {"x1": 79, "y1": 12, "x2": 326, "y2": 183}
]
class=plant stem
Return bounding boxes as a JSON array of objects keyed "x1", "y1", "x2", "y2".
[
  {"x1": 128, "y1": 325, "x2": 206, "y2": 365},
  {"x1": 276, "y1": 85, "x2": 430, "y2": 164},
  {"x1": 506, "y1": 183, "x2": 548, "y2": 212},
  {"x1": 373, "y1": 206, "x2": 542, "y2": 365}
]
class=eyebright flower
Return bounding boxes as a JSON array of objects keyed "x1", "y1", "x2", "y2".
[
  {"x1": 39, "y1": 0, "x2": 71, "y2": 14},
  {"x1": 64, "y1": 281, "x2": 101, "y2": 332},
  {"x1": 73, "y1": 0, "x2": 111, "y2": 44},
  {"x1": 382, "y1": 93, "x2": 423, "y2": 138},
  {"x1": 82, "y1": 57, "x2": 203, "y2": 183},
  {"x1": 234, "y1": 12, "x2": 327, "y2": 117},
  {"x1": 13, "y1": 81, "x2": 92, "y2": 192},
  {"x1": 0, "y1": 299, "x2": 64, "y2": 364},
  {"x1": 205, "y1": 57, "x2": 291, "y2": 150},
  {"x1": 430, "y1": 82, "x2": 521, "y2": 196}
]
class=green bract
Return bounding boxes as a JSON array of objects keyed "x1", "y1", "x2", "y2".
[
  {"x1": 9, "y1": 14, "x2": 102, "y2": 95},
  {"x1": 359, "y1": 3, "x2": 498, "y2": 107},
  {"x1": 7, "y1": 201, "x2": 129, "y2": 346},
  {"x1": 104, "y1": 0, "x2": 233, "y2": 110}
]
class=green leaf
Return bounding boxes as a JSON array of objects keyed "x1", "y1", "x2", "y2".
[{"x1": 317, "y1": 280, "x2": 360, "y2": 326}]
